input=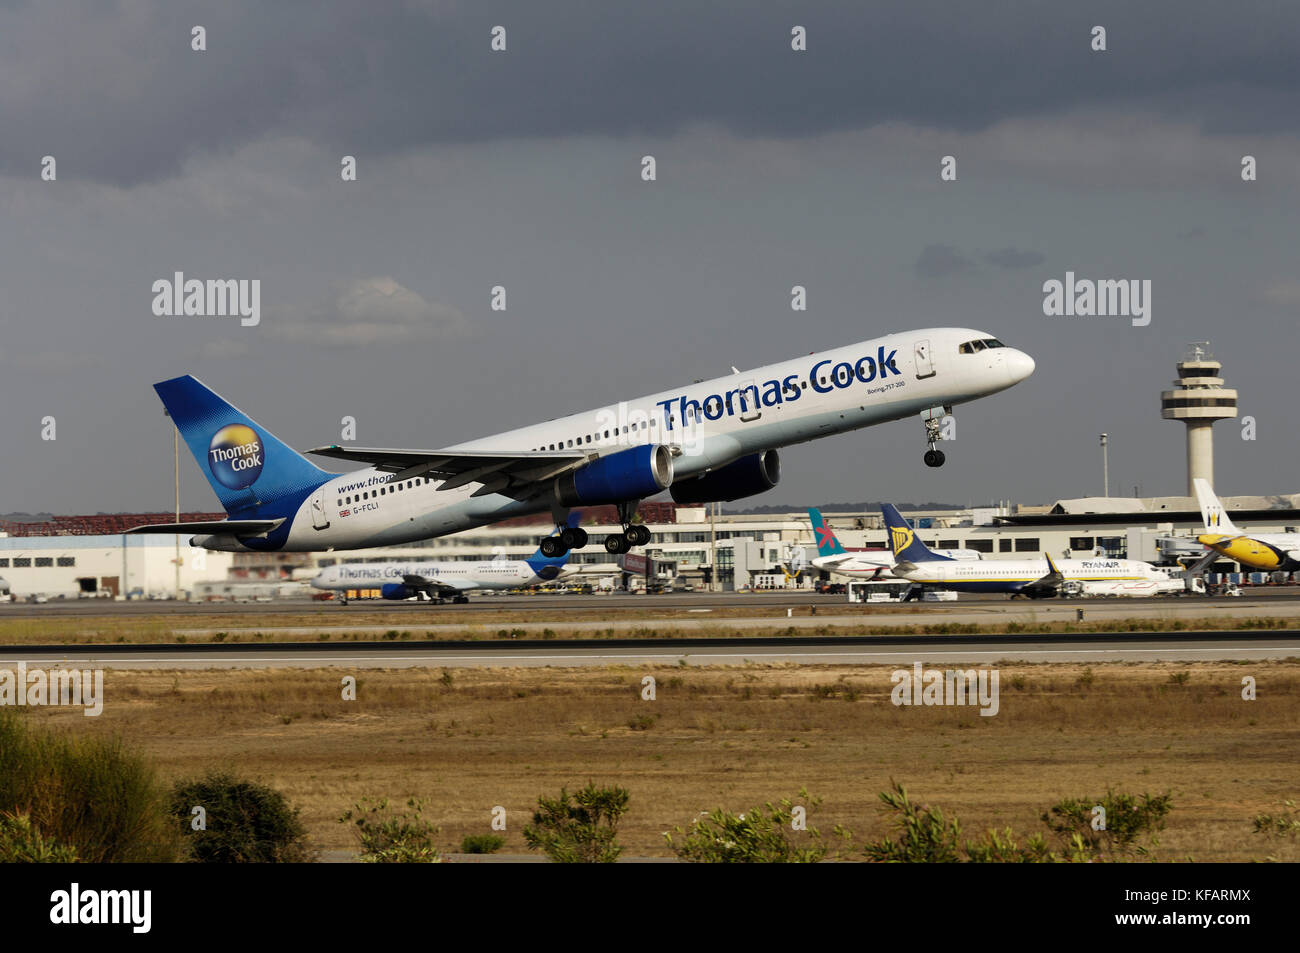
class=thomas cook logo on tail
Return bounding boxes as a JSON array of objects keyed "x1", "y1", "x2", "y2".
[
  {"x1": 208, "y1": 424, "x2": 264, "y2": 489},
  {"x1": 890, "y1": 526, "x2": 914, "y2": 555}
]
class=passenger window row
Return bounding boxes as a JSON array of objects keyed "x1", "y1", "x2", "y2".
[
  {"x1": 530, "y1": 419, "x2": 652, "y2": 452},
  {"x1": 339, "y1": 476, "x2": 432, "y2": 507}
]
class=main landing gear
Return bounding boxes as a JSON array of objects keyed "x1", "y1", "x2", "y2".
[
  {"x1": 604, "y1": 500, "x2": 650, "y2": 555},
  {"x1": 538, "y1": 523, "x2": 588, "y2": 559},
  {"x1": 921, "y1": 406, "x2": 950, "y2": 468},
  {"x1": 538, "y1": 502, "x2": 650, "y2": 558}
]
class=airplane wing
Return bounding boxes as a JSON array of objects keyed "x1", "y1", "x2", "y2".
[
  {"x1": 401, "y1": 573, "x2": 463, "y2": 597},
  {"x1": 308, "y1": 446, "x2": 591, "y2": 498},
  {"x1": 125, "y1": 519, "x2": 284, "y2": 537},
  {"x1": 1018, "y1": 553, "x2": 1065, "y2": 596}
]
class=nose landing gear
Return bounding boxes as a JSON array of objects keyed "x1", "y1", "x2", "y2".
[{"x1": 921, "y1": 406, "x2": 951, "y2": 467}]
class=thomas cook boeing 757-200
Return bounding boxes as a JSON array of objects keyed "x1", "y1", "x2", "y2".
[{"x1": 127, "y1": 328, "x2": 1034, "y2": 555}]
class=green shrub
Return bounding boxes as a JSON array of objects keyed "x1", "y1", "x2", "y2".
[
  {"x1": 862, "y1": 782, "x2": 964, "y2": 863},
  {"x1": 460, "y1": 833, "x2": 506, "y2": 854},
  {"x1": 1042, "y1": 789, "x2": 1172, "y2": 857},
  {"x1": 171, "y1": 772, "x2": 313, "y2": 862},
  {"x1": 0, "y1": 710, "x2": 178, "y2": 862},
  {"x1": 1253, "y1": 799, "x2": 1300, "y2": 838},
  {"x1": 0, "y1": 811, "x2": 78, "y2": 863},
  {"x1": 862, "y1": 781, "x2": 1102, "y2": 863},
  {"x1": 340, "y1": 797, "x2": 440, "y2": 863},
  {"x1": 523, "y1": 783, "x2": 629, "y2": 863},
  {"x1": 667, "y1": 789, "x2": 848, "y2": 862}
]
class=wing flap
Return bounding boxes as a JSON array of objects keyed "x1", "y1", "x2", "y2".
[{"x1": 125, "y1": 519, "x2": 284, "y2": 537}]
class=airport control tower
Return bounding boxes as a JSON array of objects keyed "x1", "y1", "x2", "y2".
[{"x1": 1160, "y1": 343, "x2": 1237, "y2": 496}]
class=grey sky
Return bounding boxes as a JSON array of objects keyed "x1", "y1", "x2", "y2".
[{"x1": 1, "y1": 1, "x2": 1298, "y2": 514}]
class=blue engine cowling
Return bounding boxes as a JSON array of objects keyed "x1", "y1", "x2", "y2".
[
  {"x1": 381, "y1": 583, "x2": 412, "y2": 600},
  {"x1": 554, "y1": 444, "x2": 674, "y2": 507},
  {"x1": 669, "y1": 450, "x2": 780, "y2": 504}
]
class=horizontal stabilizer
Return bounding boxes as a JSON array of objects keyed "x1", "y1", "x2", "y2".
[{"x1": 125, "y1": 519, "x2": 284, "y2": 537}]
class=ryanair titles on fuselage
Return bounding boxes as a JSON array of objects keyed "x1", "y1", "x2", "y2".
[{"x1": 653, "y1": 347, "x2": 901, "y2": 430}]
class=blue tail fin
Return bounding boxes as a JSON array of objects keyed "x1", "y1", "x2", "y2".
[
  {"x1": 153, "y1": 375, "x2": 334, "y2": 517},
  {"x1": 808, "y1": 508, "x2": 847, "y2": 556},
  {"x1": 526, "y1": 512, "x2": 583, "y2": 575},
  {"x1": 881, "y1": 504, "x2": 951, "y2": 563}
]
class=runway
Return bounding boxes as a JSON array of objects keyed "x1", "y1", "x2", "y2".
[
  {"x1": 6, "y1": 587, "x2": 1300, "y2": 619},
  {"x1": 4, "y1": 631, "x2": 1296, "y2": 669}
]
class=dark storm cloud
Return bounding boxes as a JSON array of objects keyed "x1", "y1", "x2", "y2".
[{"x1": 3, "y1": 0, "x2": 1299, "y2": 186}]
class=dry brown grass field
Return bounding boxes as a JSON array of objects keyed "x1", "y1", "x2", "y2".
[
  {"x1": 1, "y1": 610, "x2": 1297, "y2": 646},
  {"x1": 20, "y1": 659, "x2": 1300, "y2": 861}
]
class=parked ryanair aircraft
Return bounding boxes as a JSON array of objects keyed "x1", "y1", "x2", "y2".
[
  {"x1": 1194, "y1": 478, "x2": 1300, "y2": 572},
  {"x1": 311, "y1": 514, "x2": 581, "y2": 604},
  {"x1": 128, "y1": 329, "x2": 1033, "y2": 554},
  {"x1": 881, "y1": 504, "x2": 1183, "y2": 597},
  {"x1": 808, "y1": 507, "x2": 979, "y2": 579}
]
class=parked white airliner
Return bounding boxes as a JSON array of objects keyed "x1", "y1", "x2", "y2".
[
  {"x1": 128, "y1": 329, "x2": 1034, "y2": 555},
  {"x1": 882, "y1": 504, "x2": 1184, "y2": 598},
  {"x1": 311, "y1": 515, "x2": 581, "y2": 604}
]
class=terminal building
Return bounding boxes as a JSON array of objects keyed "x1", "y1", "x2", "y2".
[{"x1": 3, "y1": 492, "x2": 1298, "y2": 601}]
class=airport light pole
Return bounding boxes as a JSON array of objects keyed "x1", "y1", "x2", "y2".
[
  {"x1": 709, "y1": 501, "x2": 717, "y2": 592},
  {"x1": 1099, "y1": 433, "x2": 1109, "y2": 498}
]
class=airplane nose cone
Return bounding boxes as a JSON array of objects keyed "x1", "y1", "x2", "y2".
[
  {"x1": 1006, "y1": 348, "x2": 1035, "y2": 384},
  {"x1": 310, "y1": 574, "x2": 326, "y2": 588}
]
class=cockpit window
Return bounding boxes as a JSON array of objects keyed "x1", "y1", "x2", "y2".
[
  {"x1": 982, "y1": 338, "x2": 1004, "y2": 348},
  {"x1": 959, "y1": 339, "x2": 987, "y2": 354}
]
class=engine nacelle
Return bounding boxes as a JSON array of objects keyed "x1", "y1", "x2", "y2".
[
  {"x1": 381, "y1": 583, "x2": 413, "y2": 600},
  {"x1": 669, "y1": 450, "x2": 780, "y2": 504},
  {"x1": 554, "y1": 445, "x2": 674, "y2": 507}
]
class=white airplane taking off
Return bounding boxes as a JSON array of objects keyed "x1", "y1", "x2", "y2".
[
  {"x1": 881, "y1": 505, "x2": 1183, "y2": 598},
  {"x1": 128, "y1": 328, "x2": 1034, "y2": 555},
  {"x1": 311, "y1": 514, "x2": 581, "y2": 604},
  {"x1": 808, "y1": 506, "x2": 979, "y2": 580},
  {"x1": 1193, "y1": 478, "x2": 1300, "y2": 573}
]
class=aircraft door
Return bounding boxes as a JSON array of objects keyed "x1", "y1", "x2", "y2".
[
  {"x1": 914, "y1": 339, "x2": 936, "y2": 379},
  {"x1": 310, "y1": 489, "x2": 331, "y2": 530},
  {"x1": 731, "y1": 379, "x2": 762, "y2": 422}
]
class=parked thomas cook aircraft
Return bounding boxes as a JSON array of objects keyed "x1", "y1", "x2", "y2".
[
  {"x1": 1194, "y1": 478, "x2": 1300, "y2": 572},
  {"x1": 311, "y1": 514, "x2": 582, "y2": 604},
  {"x1": 881, "y1": 504, "x2": 1183, "y2": 597},
  {"x1": 127, "y1": 329, "x2": 1034, "y2": 555},
  {"x1": 808, "y1": 507, "x2": 979, "y2": 579}
]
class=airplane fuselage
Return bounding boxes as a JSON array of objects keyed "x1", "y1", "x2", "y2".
[
  {"x1": 196, "y1": 327, "x2": 1033, "y2": 552},
  {"x1": 311, "y1": 559, "x2": 560, "y2": 593},
  {"x1": 897, "y1": 556, "x2": 1173, "y2": 594}
]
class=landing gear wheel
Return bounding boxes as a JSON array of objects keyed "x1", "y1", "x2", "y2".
[
  {"x1": 605, "y1": 534, "x2": 631, "y2": 555},
  {"x1": 627, "y1": 524, "x2": 651, "y2": 546},
  {"x1": 560, "y1": 527, "x2": 581, "y2": 549},
  {"x1": 454, "y1": 595, "x2": 469, "y2": 605},
  {"x1": 570, "y1": 527, "x2": 589, "y2": 549},
  {"x1": 921, "y1": 408, "x2": 949, "y2": 469},
  {"x1": 539, "y1": 536, "x2": 568, "y2": 558}
]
